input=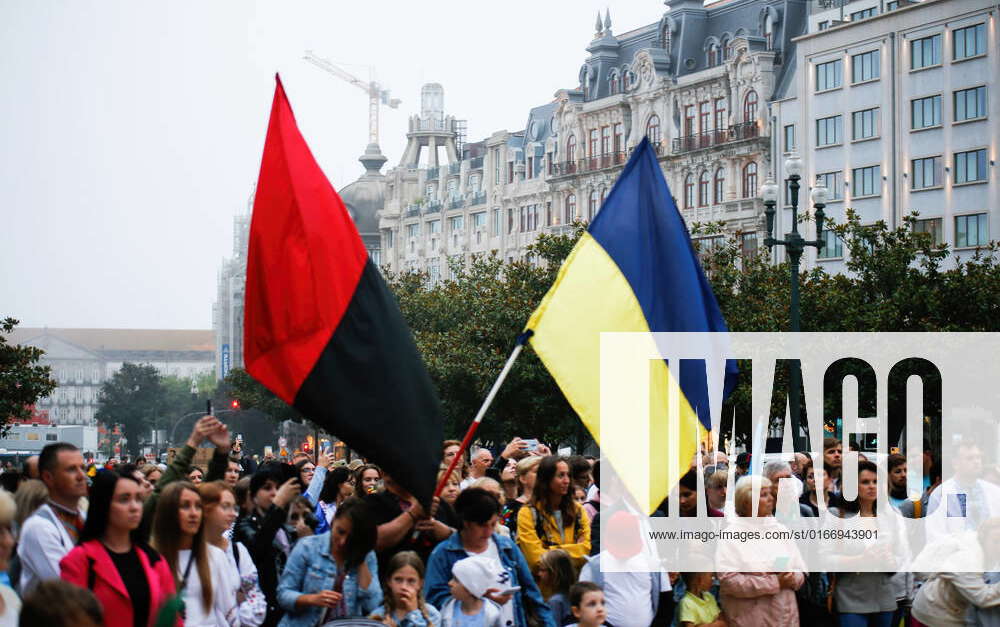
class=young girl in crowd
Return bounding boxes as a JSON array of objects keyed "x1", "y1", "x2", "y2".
[
  {"x1": 315, "y1": 466, "x2": 355, "y2": 533},
  {"x1": 370, "y1": 551, "x2": 441, "y2": 627},
  {"x1": 188, "y1": 466, "x2": 205, "y2": 485},
  {"x1": 537, "y1": 549, "x2": 575, "y2": 625},
  {"x1": 679, "y1": 572, "x2": 727, "y2": 627},
  {"x1": 199, "y1": 480, "x2": 267, "y2": 627},
  {"x1": 60, "y1": 470, "x2": 175, "y2": 627},
  {"x1": 568, "y1": 582, "x2": 607, "y2": 627},
  {"x1": 152, "y1": 481, "x2": 236, "y2": 626},
  {"x1": 355, "y1": 464, "x2": 382, "y2": 497}
]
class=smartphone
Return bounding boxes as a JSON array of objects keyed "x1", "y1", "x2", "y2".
[
  {"x1": 206, "y1": 400, "x2": 213, "y2": 416},
  {"x1": 522, "y1": 439, "x2": 539, "y2": 451}
]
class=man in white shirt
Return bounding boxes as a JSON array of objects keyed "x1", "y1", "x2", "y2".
[
  {"x1": 460, "y1": 448, "x2": 493, "y2": 490},
  {"x1": 18, "y1": 442, "x2": 88, "y2": 594},
  {"x1": 925, "y1": 439, "x2": 1000, "y2": 547}
]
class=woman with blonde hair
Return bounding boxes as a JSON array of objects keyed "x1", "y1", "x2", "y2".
[
  {"x1": 717, "y1": 475, "x2": 805, "y2": 627},
  {"x1": 501, "y1": 456, "x2": 540, "y2": 540},
  {"x1": 199, "y1": 480, "x2": 267, "y2": 626},
  {"x1": 0, "y1": 490, "x2": 20, "y2": 623},
  {"x1": 12, "y1": 479, "x2": 47, "y2": 534},
  {"x1": 152, "y1": 481, "x2": 236, "y2": 625}
]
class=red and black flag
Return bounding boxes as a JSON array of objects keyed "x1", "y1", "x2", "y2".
[{"x1": 244, "y1": 75, "x2": 443, "y2": 504}]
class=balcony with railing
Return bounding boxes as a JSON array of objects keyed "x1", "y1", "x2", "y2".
[
  {"x1": 469, "y1": 156, "x2": 484, "y2": 170},
  {"x1": 423, "y1": 202, "x2": 442, "y2": 215},
  {"x1": 672, "y1": 122, "x2": 760, "y2": 154},
  {"x1": 404, "y1": 204, "x2": 421, "y2": 218},
  {"x1": 448, "y1": 163, "x2": 461, "y2": 176},
  {"x1": 447, "y1": 198, "x2": 465, "y2": 211},
  {"x1": 550, "y1": 150, "x2": 631, "y2": 177},
  {"x1": 468, "y1": 191, "x2": 487, "y2": 206}
]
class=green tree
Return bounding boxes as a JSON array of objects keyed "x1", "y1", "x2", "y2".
[
  {"x1": 387, "y1": 226, "x2": 586, "y2": 447},
  {"x1": 224, "y1": 368, "x2": 304, "y2": 424},
  {"x1": 96, "y1": 363, "x2": 166, "y2": 459},
  {"x1": 0, "y1": 318, "x2": 57, "y2": 435}
]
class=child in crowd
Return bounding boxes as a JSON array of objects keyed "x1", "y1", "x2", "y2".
[
  {"x1": 538, "y1": 549, "x2": 576, "y2": 625},
  {"x1": 438, "y1": 468, "x2": 461, "y2": 508},
  {"x1": 371, "y1": 551, "x2": 441, "y2": 627},
  {"x1": 568, "y1": 581, "x2": 607, "y2": 627},
  {"x1": 440, "y1": 555, "x2": 503, "y2": 627},
  {"x1": 678, "y1": 572, "x2": 727, "y2": 627}
]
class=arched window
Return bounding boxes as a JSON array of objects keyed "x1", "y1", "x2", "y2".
[
  {"x1": 698, "y1": 171, "x2": 711, "y2": 206},
  {"x1": 763, "y1": 15, "x2": 774, "y2": 50},
  {"x1": 622, "y1": 66, "x2": 631, "y2": 91},
  {"x1": 646, "y1": 114, "x2": 661, "y2": 145},
  {"x1": 600, "y1": 187, "x2": 608, "y2": 205},
  {"x1": 566, "y1": 135, "x2": 577, "y2": 162},
  {"x1": 743, "y1": 90, "x2": 759, "y2": 124},
  {"x1": 685, "y1": 174, "x2": 695, "y2": 209},
  {"x1": 589, "y1": 189, "x2": 599, "y2": 219},
  {"x1": 707, "y1": 44, "x2": 719, "y2": 67},
  {"x1": 714, "y1": 167, "x2": 726, "y2": 204},
  {"x1": 565, "y1": 193, "x2": 577, "y2": 222},
  {"x1": 721, "y1": 38, "x2": 731, "y2": 60},
  {"x1": 742, "y1": 162, "x2": 758, "y2": 198},
  {"x1": 609, "y1": 72, "x2": 620, "y2": 95}
]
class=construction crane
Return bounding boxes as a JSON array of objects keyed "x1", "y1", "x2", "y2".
[{"x1": 303, "y1": 50, "x2": 401, "y2": 147}]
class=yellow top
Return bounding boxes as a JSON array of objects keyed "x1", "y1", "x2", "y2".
[{"x1": 516, "y1": 502, "x2": 591, "y2": 598}]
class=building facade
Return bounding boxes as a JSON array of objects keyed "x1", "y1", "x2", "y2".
[
  {"x1": 379, "y1": 0, "x2": 807, "y2": 275},
  {"x1": 771, "y1": 0, "x2": 997, "y2": 271},
  {"x1": 6, "y1": 328, "x2": 214, "y2": 426}
]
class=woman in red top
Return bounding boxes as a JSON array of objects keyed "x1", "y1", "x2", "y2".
[{"x1": 61, "y1": 469, "x2": 175, "y2": 627}]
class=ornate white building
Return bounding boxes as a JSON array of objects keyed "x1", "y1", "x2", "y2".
[{"x1": 379, "y1": 0, "x2": 807, "y2": 275}]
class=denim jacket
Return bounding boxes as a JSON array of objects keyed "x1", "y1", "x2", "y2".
[
  {"x1": 424, "y1": 532, "x2": 555, "y2": 627},
  {"x1": 370, "y1": 602, "x2": 442, "y2": 627},
  {"x1": 276, "y1": 532, "x2": 382, "y2": 627}
]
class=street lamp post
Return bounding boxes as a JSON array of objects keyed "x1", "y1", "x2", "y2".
[{"x1": 760, "y1": 153, "x2": 829, "y2": 452}]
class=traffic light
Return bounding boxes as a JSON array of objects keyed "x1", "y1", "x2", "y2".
[{"x1": 231, "y1": 399, "x2": 240, "y2": 410}]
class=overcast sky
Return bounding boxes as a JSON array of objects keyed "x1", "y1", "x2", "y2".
[{"x1": 0, "y1": 1, "x2": 664, "y2": 330}]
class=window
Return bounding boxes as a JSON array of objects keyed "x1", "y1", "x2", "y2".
[
  {"x1": 613, "y1": 123, "x2": 624, "y2": 153},
  {"x1": 492, "y1": 208, "x2": 501, "y2": 235},
  {"x1": 741, "y1": 232, "x2": 758, "y2": 259},
  {"x1": 852, "y1": 108, "x2": 879, "y2": 140},
  {"x1": 850, "y1": 7, "x2": 877, "y2": 20},
  {"x1": 685, "y1": 174, "x2": 695, "y2": 209},
  {"x1": 566, "y1": 135, "x2": 577, "y2": 162},
  {"x1": 784, "y1": 179, "x2": 795, "y2": 206},
  {"x1": 818, "y1": 230, "x2": 844, "y2": 258},
  {"x1": 507, "y1": 162, "x2": 514, "y2": 184},
  {"x1": 428, "y1": 219, "x2": 441, "y2": 234},
  {"x1": 721, "y1": 39, "x2": 731, "y2": 60},
  {"x1": 911, "y1": 156, "x2": 942, "y2": 189},
  {"x1": 507, "y1": 208, "x2": 514, "y2": 233},
  {"x1": 609, "y1": 72, "x2": 620, "y2": 95},
  {"x1": 743, "y1": 90, "x2": 759, "y2": 123},
  {"x1": 954, "y1": 86, "x2": 987, "y2": 122},
  {"x1": 714, "y1": 98, "x2": 728, "y2": 131},
  {"x1": 886, "y1": 1, "x2": 899, "y2": 9},
  {"x1": 646, "y1": 115, "x2": 662, "y2": 145},
  {"x1": 493, "y1": 148, "x2": 500, "y2": 184},
  {"x1": 852, "y1": 49, "x2": 880, "y2": 83},
  {"x1": 742, "y1": 162, "x2": 758, "y2": 198},
  {"x1": 449, "y1": 216, "x2": 463, "y2": 233},
  {"x1": 818, "y1": 21, "x2": 830, "y2": 31},
  {"x1": 526, "y1": 157, "x2": 534, "y2": 179},
  {"x1": 588, "y1": 190, "x2": 599, "y2": 219},
  {"x1": 684, "y1": 106, "x2": 696, "y2": 136},
  {"x1": 816, "y1": 171, "x2": 844, "y2": 200},
  {"x1": 473, "y1": 212, "x2": 486, "y2": 229},
  {"x1": 600, "y1": 187, "x2": 608, "y2": 205},
  {"x1": 816, "y1": 60, "x2": 842, "y2": 91},
  {"x1": 913, "y1": 217, "x2": 944, "y2": 245},
  {"x1": 427, "y1": 258, "x2": 440, "y2": 283},
  {"x1": 816, "y1": 115, "x2": 843, "y2": 146},
  {"x1": 955, "y1": 213, "x2": 989, "y2": 247},
  {"x1": 852, "y1": 165, "x2": 881, "y2": 196},
  {"x1": 911, "y1": 34, "x2": 942, "y2": 69},
  {"x1": 784, "y1": 124, "x2": 795, "y2": 152},
  {"x1": 385, "y1": 229, "x2": 394, "y2": 249},
  {"x1": 405, "y1": 223, "x2": 420, "y2": 238},
  {"x1": 698, "y1": 171, "x2": 711, "y2": 206},
  {"x1": 954, "y1": 149, "x2": 988, "y2": 184},
  {"x1": 698, "y1": 101, "x2": 711, "y2": 135},
  {"x1": 708, "y1": 45, "x2": 719, "y2": 67},
  {"x1": 590, "y1": 129, "x2": 599, "y2": 158},
  {"x1": 565, "y1": 194, "x2": 576, "y2": 222},
  {"x1": 714, "y1": 168, "x2": 726, "y2": 204},
  {"x1": 911, "y1": 95, "x2": 942, "y2": 129},
  {"x1": 601, "y1": 126, "x2": 611, "y2": 155},
  {"x1": 953, "y1": 24, "x2": 986, "y2": 60},
  {"x1": 546, "y1": 152, "x2": 553, "y2": 176}
]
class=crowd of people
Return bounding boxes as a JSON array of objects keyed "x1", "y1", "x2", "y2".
[{"x1": 0, "y1": 419, "x2": 998, "y2": 627}]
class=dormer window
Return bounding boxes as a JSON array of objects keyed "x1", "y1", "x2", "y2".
[
  {"x1": 721, "y1": 38, "x2": 731, "y2": 61},
  {"x1": 707, "y1": 44, "x2": 720, "y2": 67},
  {"x1": 622, "y1": 66, "x2": 632, "y2": 91},
  {"x1": 764, "y1": 19, "x2": 774, "y2": 50},
  {"x1": 609, "y1": 71, "x2": 620, "y2": 95}
]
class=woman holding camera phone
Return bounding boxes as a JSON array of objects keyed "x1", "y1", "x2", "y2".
[{"x1": 200, "y1": 480, "x2": 267, "y2": 626}]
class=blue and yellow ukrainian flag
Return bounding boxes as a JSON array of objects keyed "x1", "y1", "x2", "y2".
[{"x1": 526, "y1": 137, "x2": 738, "y2": 514}]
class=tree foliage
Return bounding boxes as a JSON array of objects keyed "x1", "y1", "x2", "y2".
[
  {"x1": 0, "y1": 318, "x2": 57, "y2": 435},
  {"x1": 224, "y1": 367, "x2": 305, "y2": 424},
  {"x1": 96, "y1": 363, "x2": 167, "y2": 458}
]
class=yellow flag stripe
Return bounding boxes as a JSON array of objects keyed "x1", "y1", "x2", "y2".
[{"x1": 527, "y1": 233, "x2": 702, "y2": 513}]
